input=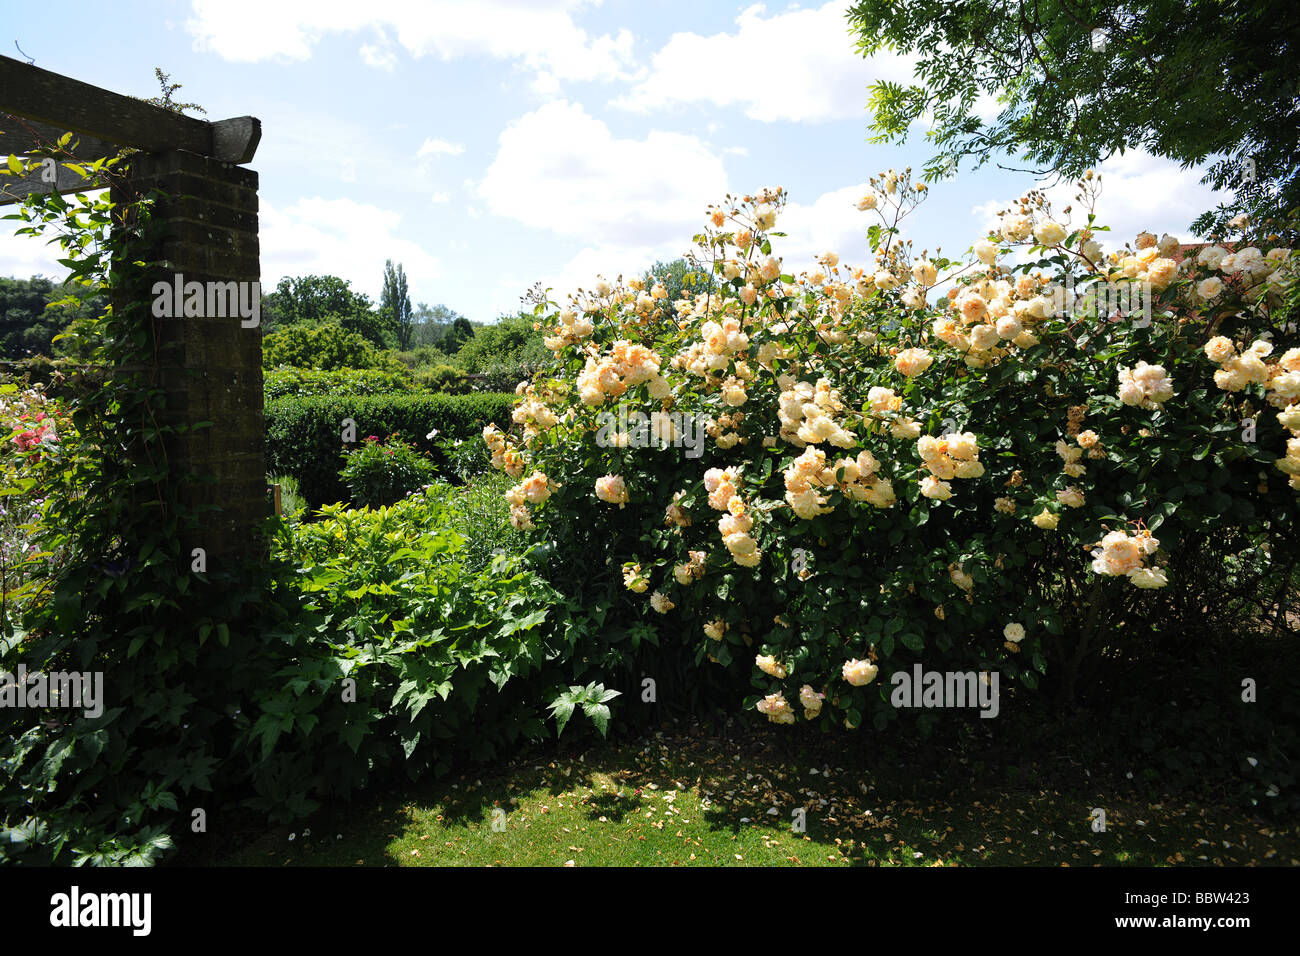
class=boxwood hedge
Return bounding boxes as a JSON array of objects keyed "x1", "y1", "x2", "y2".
[
  {"x1": 265, "y1": 392, "x2": 517, "y2": 506},
  {"x1": 264, "y1": 367, "x2": 423, "y2": 401}
]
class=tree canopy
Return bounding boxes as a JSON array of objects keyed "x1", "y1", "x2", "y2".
[{"x1": 847, "y1": 0, "x2": 1300, "y2": 237}]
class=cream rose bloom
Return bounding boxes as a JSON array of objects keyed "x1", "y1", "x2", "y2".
[
  {"x1": 999, "y1": 214, "x2": 1032, "y2": 241},
  {"x1": 996, "y1": 317, "x2": 1023, "y2": 340},
  {"x1": 1278, "y1": 404, "x2": 1300, "y2": 432},
  {"x1": 1057, "y1": 486, "x2": 1085, "y2": 508},
  {"x1": 1034, "y1": 220, "x2": 1068, "y2": 246},
  {"x1": 842, "y1": 659, "x2": 878, "y2": 687},
  {"x1": 1032, "y1": 509, "x2": 1060, "y2": 529},
  {"x1": 1146, "y1": 258, "x2": 1178, "y2": 291},
  {"x1": 756, "y1": 654, "x2": 788, "y2": 679},
  {"x1": 895, "y1": 347, "x2": 934, "y2": 378},
  {"x1": 798, "y1": 684, "x2": 825, "y2": 718},
  {"x1": 1003, "y1": 623, "x2": 1026, "y2": 643},
  {"x1": 921, "y1": 476, "x2": 954, "y2": 500},
  {"x1": 1197, "y1": 276, "x2": 1224, "y2": 299},
  {"x1": 1204, "y1": 336, "x2": 1236, "y2": 363},
  {"x1": 650, "y1": 592, "x2": 675, "y2": 614},
  {"x1": 595, "y1": 474, "x2": 629, "y2": 506},
  {"x1": 1128, "y1": 567, "x2": 1168, "y2": 589}
]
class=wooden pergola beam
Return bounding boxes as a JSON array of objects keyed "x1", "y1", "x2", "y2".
[{"x1": 0, "y1": 55, "x2": 260, "y2": 164}]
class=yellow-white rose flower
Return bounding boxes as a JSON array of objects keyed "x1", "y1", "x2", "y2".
[
  {"x1": 921, "y1": 476, "x2": 954, "y2": 500},
  {"x1": 1057, "y1": 486, "x2": 1085, "y2": 508},
  {"x1": 895, "y1": 347, "x2": 934, "y2": 378},
  {"x1": 1034, "y1": 220, "x2": 1068, "y2": 246},
  {"x1": 1128, "y1": 567, "x2": 1168, "y2": 589},
  {"x1": 756, "y1": 654, "x2": 788, "y2": 679},
  {"x1": 1204, "y1": 336, "x2": 1236, "y2": 363},
  {"x1": 798, "y1": 684, "x2": 824, "y2": 718},
  {"x1": 650, "y1": 592, "x2": 675, "y2": 613},
  {"x1": 912, "y1": 258, "x2": 939, "y2": 286},
  {"x1": 842, "y1": 659, "x2": 878, "y2": 687},
  {"x1": 595, "y1": 474, "x2": 629, "y2": 506},
  {"x1": 1197, "y1": 276, "x2": 1224, "y2": 299}
]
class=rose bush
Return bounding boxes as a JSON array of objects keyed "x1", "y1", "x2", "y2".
[
  {"x1": 490, "y1": 168, "x2": 1298, "y2": 731},
  {"x1": 0, "y1": 380, "x2": 77, "y2": 629}
]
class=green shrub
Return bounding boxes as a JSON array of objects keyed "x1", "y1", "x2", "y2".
[
  {"x1": 263, "y1": 367, "x2": 422, "y2": 401},
  {"x1": 415, "y1": 364, "x2": 471, "y2": 394},
  {"x1": 245, "y1": 496, "x2": 568, "y2": 817},
  {"x1": 439, "y1": 434, "x2": 493, "y2": 482},
  {"x1": 262, "y1": 324, "x2": 404, "y2": 372},
  {"x1": 454, "y1": 314, "x2": 549, "y2": 373},
  {"x1": 264, "y1": 392, "x2": 518, "y2": 507},
  {"x1": 340, "y1": 435, "x2": 439, "y2": 508},
  {"x1": 391, "y1": 345, "x2": 455, "y2": 369},
  {"x1": 471, "y1": 361, "x2": 543, "y2": 394},
  {"x1": 425, "y1": 471, "x2": 523, "y2": 571}
]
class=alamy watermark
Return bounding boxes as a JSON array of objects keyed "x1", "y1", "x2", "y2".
[
  {"x1": 595, "y1": 407, "x2": 707, "y2": 459},
  {"x1": 49, "y1": 886, "x2": 151, "y2": 936},
  {"x1": 151, "y1": 273, "x2": 260, "y2": 327},
  {"x1": 0, "y1": 665, "x2": 104, "y2": 718},
  {"x1": 890, "y1": 664, "x2": 1000, "y2": 718}
]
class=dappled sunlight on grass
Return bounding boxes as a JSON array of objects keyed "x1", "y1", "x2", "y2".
[{"x1": 204, "y1": 721, "x2": 1300, "y2": 867}]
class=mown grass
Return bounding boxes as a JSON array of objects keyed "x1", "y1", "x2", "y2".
[{"x1": 196, "y1": 721, "x2": 1300, "y2": 867}]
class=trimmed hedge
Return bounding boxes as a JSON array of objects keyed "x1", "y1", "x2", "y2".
[
  {"x1": 264, "y1": 366, "x2": 422, "y2": 401},
  {"x1": 265, "y1": 392, "x2": 517, "y2": 507}
]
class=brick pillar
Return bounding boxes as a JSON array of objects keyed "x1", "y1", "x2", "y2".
[{"x1": 115, "y1": 149, "x2": 265, "y2": 568}]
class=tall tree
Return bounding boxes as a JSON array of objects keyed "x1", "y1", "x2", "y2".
[
  {"x1": 267, "y1": 275, "x2": 367, "y2": 328},
  {"x1": 443, "y1": 316, "x2": 476, "y2": 355},
  {"x1": 846, "y1": 0, "x2": 1300, "y2": 237},
  {"x1": 643, "y1": 258, "x2": 709, "y2": 306},
  {"x1": 0, "y1": 276, "x2": 105, "y2": 359},
  {"x1": 409, "y1": 302, "x2": 467, "y2": 349},
  {"x1": 381, "y1": 260, "x2": 414, "y2": 351}
]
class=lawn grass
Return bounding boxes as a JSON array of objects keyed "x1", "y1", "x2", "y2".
[{"x1": 196, "y1": 721, "x2": 1300, "y2": 867}]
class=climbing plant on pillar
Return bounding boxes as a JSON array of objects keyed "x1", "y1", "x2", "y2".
[{"x1": 0, "y1": 133, "x2": 286, "y2": 864}]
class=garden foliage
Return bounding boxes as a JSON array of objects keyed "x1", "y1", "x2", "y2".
[{"x1": 264, "y1": 391, "x2": 516, "y2": 506}]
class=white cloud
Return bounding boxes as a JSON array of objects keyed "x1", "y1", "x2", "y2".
[
  {"x1": 430, "y1": 192, "x2": 450, "y2": 204},
  {"x1": 478, "y1": 100, "x2": 729, "y2": 248},
  {"x1": 611, "y1": 2, "x2": 915, "y2": 122},
  {"x1": 0, "y1": 228, "x2": 72, "y2": 284},
  {"x1": 260, "y1": 196, "x2": 440, "y2": 298},
  {"x1": 359, "y1": 43, "x2": 397, "y2": 71},
  {"x1": 417, "y1": 137, "x2": 465, "y2": 158},
  {"x1": 186, "y1": 0, "x2": 639, "y2": 89}
]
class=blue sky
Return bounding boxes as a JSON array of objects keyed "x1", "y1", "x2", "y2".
[{"x1": 2, "y1": 0, "x2": 1228, "y2": 323}]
